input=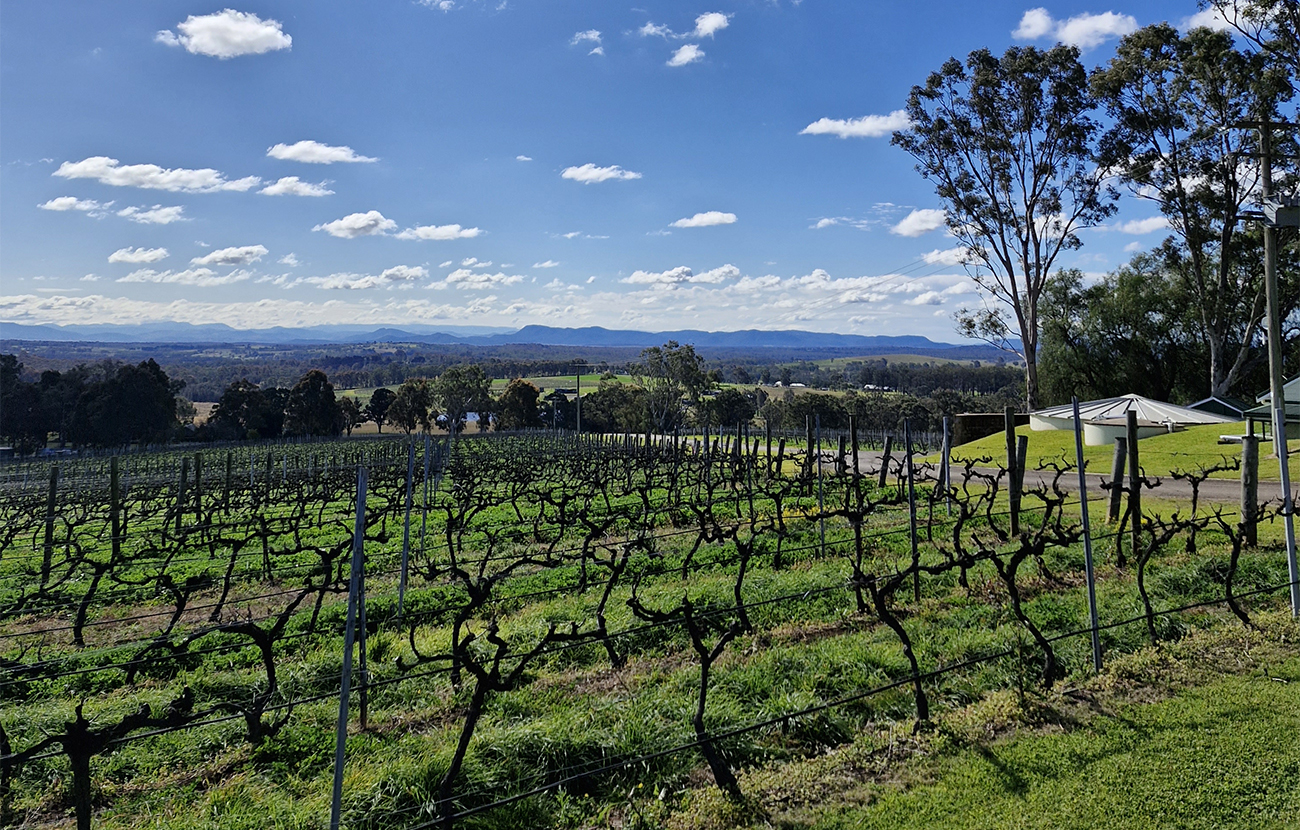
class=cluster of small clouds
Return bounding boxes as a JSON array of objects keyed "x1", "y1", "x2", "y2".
[
  {"x1": 571, "y1": 11, "x2": 731, "y2": 65},
  {"x1": 41, "y1": 196, "x2": 188, "y2": 225}
]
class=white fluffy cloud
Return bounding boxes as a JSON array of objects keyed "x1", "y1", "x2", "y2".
[
  {"x1": 313, "y1": 211, "x2": 397, "y2": 238},
  {"x1": 668, "y1": 44, "x2": 704, "y2": 66},
  {"x1": 692, "y1": 12, "x2": 731, "y2": 38},
  {"x1": 299, "y1": 265, "x2": 429, "y2": 290},
  {"x1": 571, "y1": 29, "x2": 601, "y2": 45},
  {"x1": 516, "y1": 155, "x2": 533, "y2": 161},
  {"x1": 1012, "y1": 8, "x2": 1055, "y2": 39},
  {"x1": 117, "y1": 205, "x2": 187, "y2": 224},
  {"x1": 622, "y1": 264, "x2": 740, "y2": 285},
  {"x1": 890, "y1": 208, "x2": 947, "y2": 237},
  {"x1": 260, "y1": 176, "x2": 334, "y2": 197},
  {"x1": 266, "y1": 141, "x2": 377, "y2": 164},
  {"x1": 117, "y1": 268, "x2": 250, "y2": 287},
  {"x1": 435, "y1": 269, "x2": 524, "y2": 290},
  {"x1": 1013, "y1": 8, "x2": 1138, "y2": 50},
  {"x1": 1182, "y1": 7, "x2": 1234, "y2": 31},
  {"x1": 922, "y1": 247, "x2": 972, "y2": 266},
  {"x1": 533, "y1": 260, "x2": 560, "y2": 268},
  {"x1": 800, "y1": 110, "x2": 911, "y2": 139},
  {"x1": 155, "y1": 9, "x2": 291, "y2": 59},
  {"x1": 39, "y1": 196, "x2": 111, "y2": 214},
  {"x1": 279, "y1": 253, "x2": 300, "y2": 266},
  {"x1": 55, "y1": 156, "x2": 259, "y2": 193},
  {"x1": 395, "y1": 223, "x2": 483, "y2": 240},
  {"x1": 561, "y1": 163, "x2": 642, "y2": 184},
  {"x1": 108, "y1": 246, "x2": 169, "y2": 264},
  {"x1": 191, "y1": 245, "x2": 268, "y2": 266},
  {"x1": 671, "y1": 211, "x2": 737, "y2": 228},
  {"x1": 1112, "y1": 216, "x2": 1171, "y2": 234},
  {"x1": 640, "y1": 12, "x2": 730, "y2": 40}
]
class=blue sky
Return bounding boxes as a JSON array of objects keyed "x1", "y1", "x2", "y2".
[{"x1": 0, "y1": 1, "x2": 1230, "y2": 340}]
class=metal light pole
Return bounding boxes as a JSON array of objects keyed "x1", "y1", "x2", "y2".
[{"x1": 1254, "y1": 122, "x2": 1299, "y2": 616}]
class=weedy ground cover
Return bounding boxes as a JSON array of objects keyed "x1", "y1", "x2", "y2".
[{"x1": 1, "y1": 430, "x2": 1295, "y2": 829}]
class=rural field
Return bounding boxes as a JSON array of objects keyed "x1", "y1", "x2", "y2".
[{"x1": 2, "y1": 427, "x2": 1297, "y2": 829}]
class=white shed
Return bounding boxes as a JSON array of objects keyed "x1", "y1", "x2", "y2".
[{"x1": 1030, "y1": 394, "x2": 1236, "y2": 445}]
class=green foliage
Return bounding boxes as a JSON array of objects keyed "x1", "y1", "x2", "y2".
[{"x1": 893, "y1": 44, "x2": 1116, "y2": 409}]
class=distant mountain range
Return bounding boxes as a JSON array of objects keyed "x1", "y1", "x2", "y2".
[{"x1": 0, "y1": 321, "x2": 1015, "y2": 359}]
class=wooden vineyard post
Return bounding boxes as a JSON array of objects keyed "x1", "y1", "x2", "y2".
[
  {"x1": 110, "y1": 457, "x2": 121, "y2": 560},
  {"x1": 905, "y1": 419, "x2": 920, "y2": 602},
  {"x1": 1127, "y1": 410, "x2": 1141, "y2": 555},
  {"x1": 1243, "y1": 435, "x2": 1260, "y2": 547},
  {"x1": 42, "y1": 464, "x2": 57, "y2": 586},
  {"x1": 879, "y1": 435, "x2": 893, "y2": 489},
  {"x1": 804, "y1": 416, "x2": 814, "y2": 492},
  {"x1": 1072, "y1": 397, "x2": 1102, "y2": 672},
  {"x1": 765, "y1": 421, "x2": 772, "y2": 479},
  {"x1": 1005, "y1": 406, "x2": 1021, "y2": 537},
  {"x1": 330, "y1": 466, "x2": 368, "y2": 830},
  {"x1": 176, "y1": 456, "x2": 189, "y2": 535},
  {"x1": 420, "y1": 434, "x2": 432, "y2": 567},
  {"x1": 837, "y1": 434, "x2": 847, "y2": 477},
  {"x1": 225, "y1": 451, "x2": 233, "y2": 514},
  {"x1": 264, "y1": 452, "x2": 273, "y2": 502},
  {"x1": 398, "y1": 441, "x2": 415, "y2": 619},
  {"x1": 816, "y1": 415, "x2": 826, "y2": 556},
  {"x1": 941, "y1": 415, "x2": 952, "y2": 515},
  {"x1": 1108, "y1": 437, "x2": 1127, "y2": 523},
  {"x1": 193, "y1": 453, "x2": 203, "y2": 526}
]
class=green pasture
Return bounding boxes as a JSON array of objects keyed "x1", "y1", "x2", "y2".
[{"x1": 945, "y1": 422, "x2": 1300, "y2": 482}]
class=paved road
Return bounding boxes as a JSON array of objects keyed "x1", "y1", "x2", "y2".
[{"x1": 849, "y1": 451, "x2": 1299, "y2": 506}]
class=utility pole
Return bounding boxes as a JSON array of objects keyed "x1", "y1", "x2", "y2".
[{"x1": 1253, "y1": 121, "x2": 1299, "y2": 616}]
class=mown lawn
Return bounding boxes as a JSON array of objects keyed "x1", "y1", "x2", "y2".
[
  {"x1": 812, "y1": 656, "x2": 1300, "y2": 829},
  {"x1": 947, "y1": 423, "x2": 1300, "y2": 482}
]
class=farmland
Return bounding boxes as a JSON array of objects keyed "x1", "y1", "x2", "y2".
[{"x1": 1, "y1": 429, "x2": 1296, "y2": 829}]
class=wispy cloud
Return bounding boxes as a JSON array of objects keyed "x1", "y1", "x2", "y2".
[
  {"x1": 561, "y1": 163, "x2": 642, "y2": 184},
  {"x1": 800, "y1": 110, "x2": 910, "y2": 139},
  {"x1": 191, "y1": 245, "x2": 268, "y2": 266},
  {"x1": 670, "y1": 211, "x2": 737, "y2": 228},
  {"x1": 117, "y1": 205, "x2": 187, "y2": 225},
  {"x1": 39, "y1": 196, "x2": 112, "y2": 216},
  {"x1": 260, "y1": 176, "x2": 333, "y2": 196},
  {"x1": 108, "y1": 246, "x2": 169, "y2": 264},
  {"x1": 117, "y1": 267, "x2": 250, "y2": 287},
  {"x1": 55, "y1": 156, "x2": 259, "y2": 192},
  {"x1": 395, "y1": 223, "x2": 483, "y2": 240}
]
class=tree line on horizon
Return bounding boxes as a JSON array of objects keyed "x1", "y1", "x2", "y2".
[{"x1": 0, "y1": 343, "x2": 1025, "y2": 453}]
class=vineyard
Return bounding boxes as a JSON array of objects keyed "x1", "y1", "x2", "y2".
[{"x1": 0, "y1": 427, "x2": 1296, "y2": 829}]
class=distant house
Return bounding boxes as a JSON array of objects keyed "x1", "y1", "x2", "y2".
[
  {"x1": 1187, "y1": 395, "x2": 1249, "y2": 421},
  {"x1": 1245, "y1": 376, "x2": 1300, "y2": 440}
]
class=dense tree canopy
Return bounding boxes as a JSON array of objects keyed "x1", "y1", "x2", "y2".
[{"x1": 893, "y1": 44, "x2": 1116, "y2": 410}]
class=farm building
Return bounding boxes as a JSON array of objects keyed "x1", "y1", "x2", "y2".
[
  {"x1": 1029, "y1": 393, "x2": 1236, "y2": 446},
  {"x1": 1245, "y1": 376, "x2": 1300, "y2": 440}
]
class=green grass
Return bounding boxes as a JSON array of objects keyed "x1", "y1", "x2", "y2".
[
  {"x1": 946, "y1": 423, "x2": 1300, "y2": 481},
  {"x1": 808, "y1": 656, "x2": 1300, "y2": 830}
]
